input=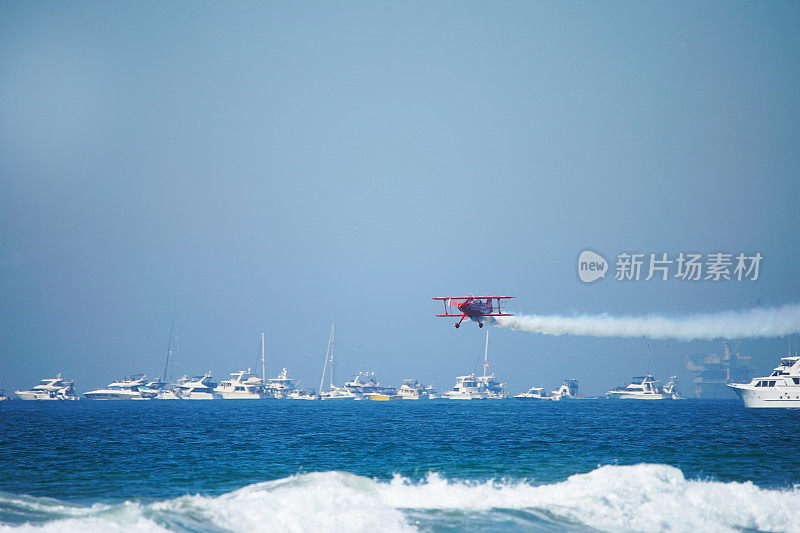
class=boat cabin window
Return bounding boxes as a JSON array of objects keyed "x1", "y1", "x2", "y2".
[
  {"x1": 632, "y1": 377, "x2": 645, "y2": 385},
  {"x1": 769, "y1": 381, "x2": 776, "y2": 387},
  {"x1": 793, "y1": 378, "x2": 800, "y2": 385}
]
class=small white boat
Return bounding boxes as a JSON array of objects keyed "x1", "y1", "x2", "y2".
[
  {"x1": 215, "y1": 369, "x2": 267, "y2": 399},
  {"x1": 445, "y1": 331, "x2": 503, "y2": 400},
  {"x1": 514, "y1": 386, "x2": 557, "y2": 401},
  {"x1": 175, "y1": 372, "x2": 221, "y2": 399},
  {"x1": 265, "y1": 368, "x2": 296, "y2": 399},
  {"x1": 320, "y1": 385, "x2": 358, "y2": 400},
  {"x1": 15, "y1": 374, "x2": 78, "y2": 401},
  {"x1": 477, "y1": 374, "x2": 508, "y2": 399},
  {"x1": 552, "y1": 378, "x2": 596, "y2": 399},
  {"x1": 84, "y1": 375, "x2": 158, "y2": 400},
  {"x1": 444, "y1": 374, "x2": 488, "y2": 400},
  {"x1": 728, "y1": 354, "x2": 800, "y2": 408},
  {"x1": 287, "y1": 389, "x2": 319, "y2": 400},
  {"x1": 606, "y1": 375, "x2": 678, "y2": 400},
  {"x1": 397, "y1": 379, "x2": 431, "y2": 400},
  {"x1": 344, "y1": 371, "x2": 397, "y2": 400}
]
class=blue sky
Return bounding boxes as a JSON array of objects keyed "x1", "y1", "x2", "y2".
[{"x1": 1, "y1": 1, "x2": 799, "y2": 395}]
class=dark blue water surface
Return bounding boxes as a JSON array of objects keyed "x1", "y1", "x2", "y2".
[{"x1": 1, "y1": 399, "x2": 798, "y2": 505}]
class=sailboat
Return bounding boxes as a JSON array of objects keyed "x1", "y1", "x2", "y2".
[
  {"x1": 149, "y1": 305, "x2": 181, "y2": 399},
  {"x1": 319, "y1": 322, "x2": 357, "y2": 400}
]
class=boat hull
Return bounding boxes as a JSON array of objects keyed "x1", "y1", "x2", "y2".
[
  {"x1": 15, "y1": 390, "x2": 77, "y2": 400},
  {"x1": 729, "y1": 384, "x2": 800, "y2": 408},
  {"x1": 606, "y1": 392, "x2": 672, "y2": 400}
]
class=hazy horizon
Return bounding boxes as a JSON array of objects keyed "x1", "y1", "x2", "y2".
[{"x1": 2, "y1": 1, "x2": 800, "y2": 396}]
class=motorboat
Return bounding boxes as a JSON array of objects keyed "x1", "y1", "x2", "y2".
[
  {"x1": 15, "y1": 374, "x2": 78, "y2": 400},
  {"x1": 477, "y1": 374, "x2": 508, "y2": 399},
  {"x1": 444, "y1": 374, "x2": 488, "y2": 400},
  {"x1": 265, "y1": 368, "x2": 295, "y2": 399},
  {"x1": 606, "y1": 375, "x2": 678, "y2": 400},
  {"x1": 320, "y1": 385, "x2": 358, "y2": 400},
  {"x1": 397, "y1": 379, "x2": 431, "y2": 400},
  {"x1": 84, "y1": 375, "x2": 158, "y2": 400},
  {"x1": 140, "y1": 379, "x2": 181, "y2": 400},
  {"x1": 175, "y1": 372, "x2": 221, "y2": 399},
  {"x1": 343, "y1": 371, "x2": 397, "y2": 399},
  {"x1": 514, "y1": 386, "x2": 557, "y2": 400},
  {"x1": 215, "y1": 369, "x2": 267, "y2": 399},
  {"x1": 287, "y1": 389, "x2": 320, "y2": 400},
  {"x1": 728, "y1": 354, "x2": 800, "y2": 408},
  {"x1": 445, "y1": 331, "x2": 500, "y2": 400}
]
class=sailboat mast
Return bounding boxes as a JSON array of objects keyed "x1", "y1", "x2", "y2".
[
  {"x1": 162, "y1": 303, "x2": 176, "y2": 384},
  {"x1": 330, "y1": 321, "x2": 335, "y2": 389},
  {"x1": 319, "y1": 321, "x2": 334, "y2": 393},
  {"x1": 261, "y1": 332, "x2": 266, "y2": 381},
  {"x1": 483, "y1": 329, "x2": 489, "y2": 378}
]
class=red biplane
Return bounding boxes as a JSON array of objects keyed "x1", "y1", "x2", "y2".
[{"x1": 433, "y1": 296, "x2": 515, "y2": 329}]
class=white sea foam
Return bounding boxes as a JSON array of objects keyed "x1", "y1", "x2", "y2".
[{"x1": 2, "y1": 464, "x2": 799, "y2": 532}]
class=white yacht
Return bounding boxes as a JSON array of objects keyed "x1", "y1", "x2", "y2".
[
  {"x1": 728, "y1": 354, "x2": 800, "y2": 408},
  {"x1": 514, "y1": 386, "x2": 557, "y2": 400},
  {"x1": 84, "y1": 375, "x2": 158, "y2": 400},
  {"x1": 175, "y1": 372, "x2": 221, "y2": 399},
  {"x1": 446, "y1": 331, "x2": 502, "y2": 400},
  {"x1": 397, "y1": 379, "x2": 431, "y2": 400},
  {"x1": 444, "y1": 374, "x2": 488, "y2": 400},
  {"x1": 15, "y1": 374, "x2": 78, "y2": 400},
  {"x1": 320, "y1": 385, "x2": 358, "y2": 400},
  {"x1": 287, "y1": 389, "x2": 320, "y2": 400},
  {"x1": 344, "y1": 371, "x2": 397, "y2": 400},
  {"x1": 477, "y1": 374, "x2": 508, "y2": 399},
  {"x1": 424, "y1": 385, "x2": 439, "y2": 399},
  {"x1": 140, "y1": 380, "x2": 182, "y2": 400},
  {"x1": 265, "y1": 368, "x2": 296, "y2": 399},
  {"x1": 606, "y1": 375, "x2": 677, "y2": 400},
  {"x1": 215, "y1": 369, "x2": 267, "y2": 399}
]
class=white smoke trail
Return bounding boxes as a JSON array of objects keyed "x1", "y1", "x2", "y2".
[{"x1": 493, "y1": 303, "x2": 800, "y2": 341}]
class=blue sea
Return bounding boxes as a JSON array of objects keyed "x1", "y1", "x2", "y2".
[{"x1": 1, "y1": 399, "x2": 799, "y2": 532}]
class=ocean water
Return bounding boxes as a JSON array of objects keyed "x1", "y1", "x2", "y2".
[{"x1": 1, "y1": 399, "x2": 799, "y2": 532}]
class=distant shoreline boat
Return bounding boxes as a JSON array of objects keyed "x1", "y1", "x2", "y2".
[
  {"x1": 397, "y1": 379, "x2": 431, "y2": 400},
  {"x1": 15, "y1": 374, "x2": 78, "y2": 401},
  {"x1": 606, "y1": 375, "x2": 678, "y2": 400},
  {"x1": 176, "y1": 372, "x2": 221, "y2": 400},
  {"x1": 215, "y1": 369, "x2": 267, "y2": 399},
  {"x1": 84, "y1": 375, "x2": 158, "y2": 400}
]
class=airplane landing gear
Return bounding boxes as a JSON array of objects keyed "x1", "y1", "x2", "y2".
[
  {"x1": 479, "y1": 322, "x2": 484, "y2": 328},
  {"x1": 454, "y1": 323, "x2": 460, "y2": 329}
]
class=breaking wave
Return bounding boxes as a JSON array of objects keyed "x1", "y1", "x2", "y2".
[{"x1": 2, "y1": 464, "x2": 799, "y2": 532}]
